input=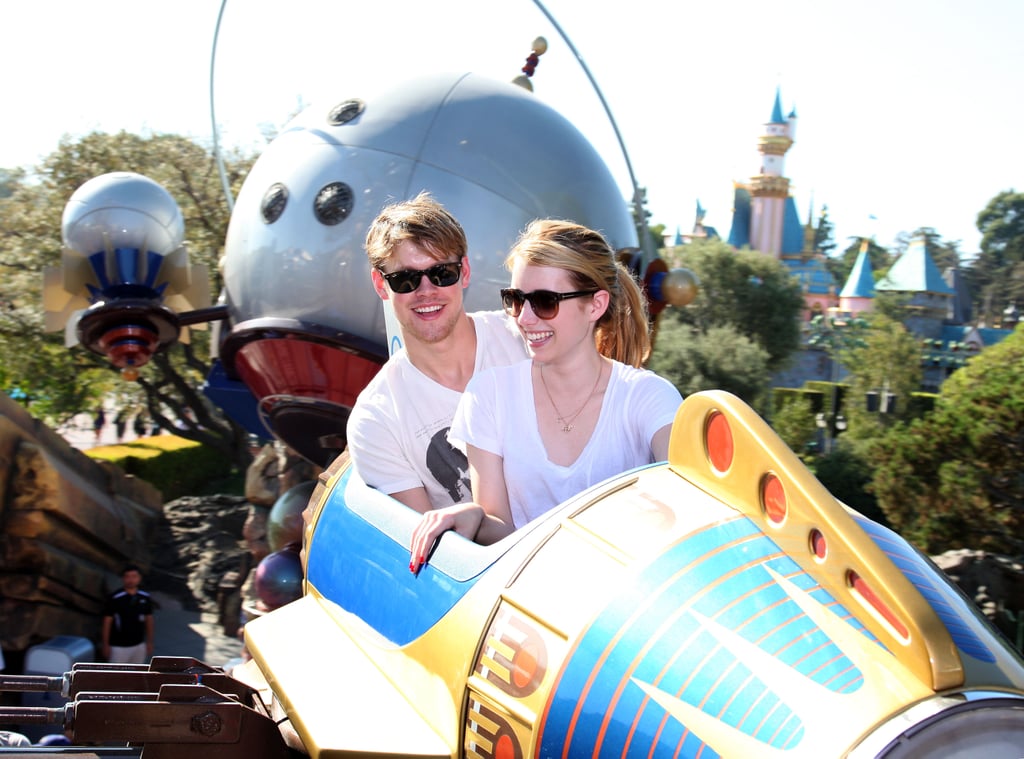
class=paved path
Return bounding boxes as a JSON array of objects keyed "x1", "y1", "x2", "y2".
[{"x1": 151, "y1": 593, "x2": 245, "y2": 669}]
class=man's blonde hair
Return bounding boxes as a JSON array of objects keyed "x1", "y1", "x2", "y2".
[{"x1": 365, "y1": 192, "x2": 467, "y2": 269}]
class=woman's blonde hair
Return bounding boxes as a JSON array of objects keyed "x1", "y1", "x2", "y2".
[{"x1": 506, "y1": 219, "x2": 652, "y2": 367}]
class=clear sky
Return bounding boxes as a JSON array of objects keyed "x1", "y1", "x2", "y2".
[{"x1": 3, "y1": 0, "x2": 1021, "y2": 256}]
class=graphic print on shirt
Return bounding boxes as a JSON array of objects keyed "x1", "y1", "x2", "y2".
[{"x1": 426, "y1": 427, "x2": 471, "y2": 502}]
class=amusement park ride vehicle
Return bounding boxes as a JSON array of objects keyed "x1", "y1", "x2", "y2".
[{"x1": 2, "y1": 8, "x2": 1024, "y2": 758}]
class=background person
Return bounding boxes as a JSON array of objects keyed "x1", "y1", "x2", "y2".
[
  {"x1": 410, "y1": 219, "x2": 682, "y2": 571},
  {"x1": 101, "y1": 565, "x2": 155, "y2": 664}
]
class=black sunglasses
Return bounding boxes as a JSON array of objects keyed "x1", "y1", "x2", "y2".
[
  {"x1": 378, "y1": 261, "x2": 462, "y2": 293},
  {"x1": 500, "y1": 288, "x2": 598, "y2": 319}
]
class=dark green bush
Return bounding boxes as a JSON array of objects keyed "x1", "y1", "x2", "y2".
[{"x1": 88, "y1": 437, "x2": 234, "y2": 501}]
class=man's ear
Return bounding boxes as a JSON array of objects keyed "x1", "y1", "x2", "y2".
[
  {"x1": 370, "y1": 268, "x2": 390, "y2": 300},
  {"x1": 460, "y1": 256, "x2": 471, "y2": 289}
]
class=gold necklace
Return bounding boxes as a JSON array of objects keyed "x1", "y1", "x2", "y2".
[{"x1": 539, "y1": 361, "x2": 604, "y2": 433}]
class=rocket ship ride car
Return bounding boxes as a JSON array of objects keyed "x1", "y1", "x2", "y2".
[{"x1": 243, "y1": 389, "x2": 1024, "y2": 758}]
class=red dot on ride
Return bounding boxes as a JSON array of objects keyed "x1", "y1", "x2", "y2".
[{"x1": 706, "y1": 411, "x2": 733, "y2": 473}]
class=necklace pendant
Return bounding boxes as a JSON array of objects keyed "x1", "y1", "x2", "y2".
[{"x1": 562, "y1": 423, "x2": 573, "y2": 433}]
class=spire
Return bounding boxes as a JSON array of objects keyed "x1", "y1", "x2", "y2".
[
  {"x1": 770, "y1": 87, "x2": 785, "y2": 123},
  {"x1": 839, "y1": 240, "x2": 876, "y2": 299},
  {"x1": 802, "y1": 197, "x2": 816, "y2": 255}
]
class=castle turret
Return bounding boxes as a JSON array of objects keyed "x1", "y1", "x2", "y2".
[
  {"x1": 838, "y1": 240, "x2": 876, "y2": 316},
  {"x1": 749, "y1": 89, "x2": 794, "y2": 256}
]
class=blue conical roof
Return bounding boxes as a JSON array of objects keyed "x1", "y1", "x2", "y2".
[
  {"x1": 876, "y1": 237, "x2": 954, "y2": 294},
  {"x1": 770, "y1": 88, "x2": 785, "y2": 123},
  {"x1": 840, "y1": 248, "x2": 875, "y2": 298}
]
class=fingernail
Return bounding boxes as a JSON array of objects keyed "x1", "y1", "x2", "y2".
[{"x1": 409, "y1": 561, "x2": 416, "y2": 573}]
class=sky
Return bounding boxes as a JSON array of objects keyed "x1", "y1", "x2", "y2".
[{"x1": 3, "y1": 0, "x2": 1022, "y2": 256}]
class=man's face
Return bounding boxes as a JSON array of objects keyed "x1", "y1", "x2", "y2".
[
  {"x1": 371, "y1": 240, "x2": 470, "y2": 347},
  {"x1": 122, "y1": 570, "x2": 142, "y2": 591}
]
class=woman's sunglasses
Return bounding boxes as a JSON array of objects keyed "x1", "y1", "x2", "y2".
[
  {"x1": 500, "y1": 288, "x2": 597, "y2": 319},
  {"x1": 378, "y1": 261, "x2": 462, "y2": 294}
]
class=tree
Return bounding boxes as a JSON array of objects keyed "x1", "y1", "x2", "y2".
[
  {"x1": 870, "y1": 324, "x2": 1024, "y2": 554},
  {"x1": 813, "y1": 204, "x2": 836, "y2": 257},
  {"x1": 970, "y1": 190, "x2": 1024, "y2": 320},
  {"x1": 0, "y1": 168, "x2": 23, "y2": 199},
  {"x1": 0, "y1": 131, "x2": 257, "y2": 466},
  {"x1": 770, "y1": 393, "x2": 819, "y2": 461},
  {"x1": 648, "y1": 322, "x2": 771, "y2": 406},
  {"x1": 661, "y1": 239, "x2": 805, "y2": 373},
  {"x1": 837, "y1": 313, "x2": 923, "y2": 447}
]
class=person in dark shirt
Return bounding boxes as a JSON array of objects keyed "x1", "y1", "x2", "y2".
[{"x1": 101, "y1": 565, "x2": 155, "y2": 664}]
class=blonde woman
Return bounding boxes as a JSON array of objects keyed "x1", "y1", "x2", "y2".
[{"x1": 410, "y1": 220, "x2": 681, "y2": 572}]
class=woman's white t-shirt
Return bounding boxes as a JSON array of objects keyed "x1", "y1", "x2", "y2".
[{"x1": 450, "y1": 359, "x2": 682, "y2": 528}]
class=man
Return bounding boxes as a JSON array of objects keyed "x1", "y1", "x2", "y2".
[
  {"x1": 101, "y1": 565, "x2": 155, "y2": 664},
  {"x1": 346, "y1": 193, "x2": 527, "y2": 513}
]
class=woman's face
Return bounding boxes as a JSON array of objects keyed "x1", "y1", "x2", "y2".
[{"x1": 509, "y1": 261, "x2": 600, "y2": 363}]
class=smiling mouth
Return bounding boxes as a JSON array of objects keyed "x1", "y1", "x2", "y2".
[{"x1": 412, "y1": 304, "x2": 443, "y2": 315}]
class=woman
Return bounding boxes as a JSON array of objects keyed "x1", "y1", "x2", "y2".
[{"x1": 409, "y1": 219, "x2": 682, "y2": 572}]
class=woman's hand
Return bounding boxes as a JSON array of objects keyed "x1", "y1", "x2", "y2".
[{"x1": 409, "y1": 502, "x2": 485, "y2": 574}]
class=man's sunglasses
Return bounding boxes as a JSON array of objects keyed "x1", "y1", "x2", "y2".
[
  {"x1": 378, "y1": 261, "x2": 463, "y2": 294},
  {"x1": 500, "y1": 288, "x2": 598, "y2": 319}
]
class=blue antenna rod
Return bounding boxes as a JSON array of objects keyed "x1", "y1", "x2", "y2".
[
  {"x1": 209, "y1": 0, "x2": 234, "y2": 213},
  {"x1": 529, "y1": 0, "x2": 652, "y2": 259}
]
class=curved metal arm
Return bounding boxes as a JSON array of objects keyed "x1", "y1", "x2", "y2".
[
  {"x1": 209, "y1": 0, "x2": 234, "y2": 213},
  {"x1": 530, "y1": 0, "x2": 652, "y2": 260}
]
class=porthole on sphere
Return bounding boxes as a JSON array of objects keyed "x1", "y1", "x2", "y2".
[
  {"x1": 314, "y1": 182, "x2": 354, "y2": 226},
  {"x1": 261, "y1": 183, "x2": 288, "y2": 224},
  {"x1": 327, "y1": 99, "x2": 365, "y2": 126}
]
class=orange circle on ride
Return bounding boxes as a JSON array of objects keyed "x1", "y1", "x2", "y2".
[
  {"x1": 810, "y1": 528, "x2": 827, "y2": 559},
  {"x1": 706, "y1": 411, "x2": 733, "y2": 473},
  {"x1": 512, "y1": 645, "x2": 538, "y2": 690},
  {"x1": 495, "y1": 734, "x2": 516, "y2": 759},
  {"x1": 762, "y1": 473, "x2": 787, "y2": 524}
]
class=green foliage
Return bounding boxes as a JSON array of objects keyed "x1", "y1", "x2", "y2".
[
  {"x1": 813, "y1": 447, "x2": 886, "y2": 525},
  {"x1": 0, "y1": 131, "x2": 257, "y2": 466},
  {"x1": 88, "y1": 435, "x2": 235, "y2": 501},
  {"x1": 649, "y1": 321, "x2": 771, "y2": 408},
  {"x1": 970, "y1": 189, "x2": 1024, "y2": 320},
  {"x1": 837, "y1": 314, "x2": 923, "y2": 442},
  {"x1": 813, "y1": 205, "x2": 836, "y2": 257},
  {"x1": 769, "y1": 391, "x2": 819, "y2": 461},
  {"x1": 870, "y1": 325, "x2": 1024, "y2": 554},
  {"x1": 662, "y1": 239, "x2": 804, "y2": 372}
]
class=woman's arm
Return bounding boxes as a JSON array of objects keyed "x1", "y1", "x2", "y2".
[
  {"x1": 408, "y1": 445, "x2": 515, "y2": 573},
  {"x1": 467, "y1": 445, "x2": 515, "y2": 544},
  {"x1": 651, "y1": 422, "x2": 673, "y2": 462}
]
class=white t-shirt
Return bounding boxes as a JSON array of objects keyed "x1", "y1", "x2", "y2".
[
  {"x1": 450, "y1": 359, "x2": 682, "y2": 528},
  {"x1": 346, "y1": 311, "x2": 527, "y2": 509}
]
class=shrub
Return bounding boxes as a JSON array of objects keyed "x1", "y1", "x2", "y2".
[{"x1": 87, "y1": 436, "x2": 234, "y2": 501}]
